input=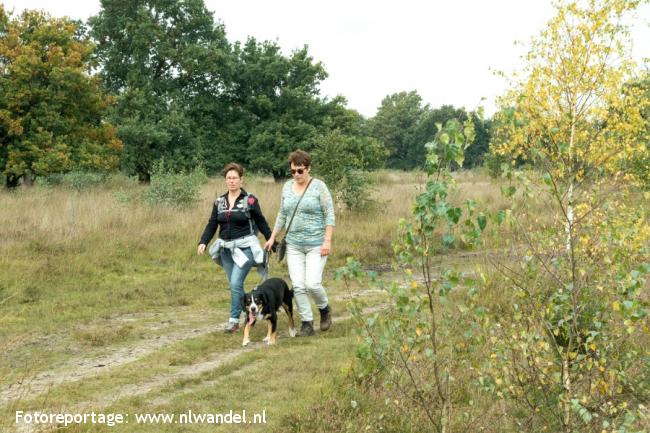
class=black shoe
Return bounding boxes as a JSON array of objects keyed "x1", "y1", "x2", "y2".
[
  {"x1": 297, "y1": 321, "x2": 315, "y2": 337},
  {"x1": 319, "y1": 306, "x2": 332, "y2": 331}
]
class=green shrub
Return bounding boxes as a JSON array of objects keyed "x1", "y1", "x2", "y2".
[
  {"x1": 65, "y1": 172, "x2": 106, "y2": 191},
  {"x1": 35, "y1": 171, "x2": 108, "y2": 190},
  {"x1": 483, "y1": 151, "x2": 507, "y2": 179},
  {"x1": 312, "y1": 130, "x2": 381, "y2": 211},
  {"x1": 335, "y1": 118, "x2": 491, "y2": 433},
  {"x1": 114, "y1": 188, "x2": 143, "y2": 205},
  {"x1": 143, "y1": 161, "x2": 207, "y2": 208},
  {"x1": 103, "y1": 172, "x2": 139, "y2": 189},
  {"x1": 34, "y1": 173, "x2": 65, "y2": 187}
]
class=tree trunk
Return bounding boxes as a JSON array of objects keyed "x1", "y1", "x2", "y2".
[
  {"x1": 6, "y1": 174, "x2": 20, "y2": 188},
  {"x1": 562, "y1": 110, "x2": 577, "y2": 432},
  {"x1": 138, "y1": 171, "x2": 151, "y2": 184},
  {"x1": 22, "y1": 172, "x2": 33, "y2": 187}
]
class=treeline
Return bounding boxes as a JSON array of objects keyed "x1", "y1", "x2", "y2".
[{"x1": 0, "y1": 0, "x2": 491, "y2": 188}]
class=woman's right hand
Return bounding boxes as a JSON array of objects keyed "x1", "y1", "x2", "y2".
[
  {"x1": 264, "y1": 238, "x2": 275, "y2": 251},
  {"x1": 197, "y1": 244, "x2": 206, "y2": 255}
]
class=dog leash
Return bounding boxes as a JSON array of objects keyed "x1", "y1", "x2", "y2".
[{"x1": 256, "y1": 249, "x2": 270, "y2": 286}]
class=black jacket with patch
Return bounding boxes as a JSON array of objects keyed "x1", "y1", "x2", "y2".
[{"x1": 199, "y1": 189, "x2": 272, "y2": 245}]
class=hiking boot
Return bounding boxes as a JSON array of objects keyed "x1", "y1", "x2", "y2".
[
  {"x1": 296, "y1": 321, "x2": 315, "y2": 337},
  {"x1": 319, "y1": 306, "x2": 332, "y2": 331},
  {"x1": 224, "y1": 322, "x2": 240, "y2": 333}
]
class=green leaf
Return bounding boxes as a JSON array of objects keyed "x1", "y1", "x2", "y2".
[
  {"x1": 477, "y1": 214, "x2": 487, "y2": 231},
  {"x1": 447, "y1": 207, "x2": 462, "y2": 224},
  {"x1": 442, "y1": 233, "x2": 455, "y2": 246},
  {"x1": 501, "y1": 185, "x2": 516, "y2": 197},
  {"x1": 495, "y1": 210, "x2": 506, "y2": 225}
]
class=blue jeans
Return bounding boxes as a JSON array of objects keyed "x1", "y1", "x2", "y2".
[{"x1": 220, "y1": 247, "x2": 254, "y2": 322}]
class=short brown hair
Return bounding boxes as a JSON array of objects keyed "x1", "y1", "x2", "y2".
[
  {"x1": 288, "y1": 150, "x2": 311, "y2": 167},
  {"x1": 222, "y1": 162, "x2": 244, "y2": 178}
]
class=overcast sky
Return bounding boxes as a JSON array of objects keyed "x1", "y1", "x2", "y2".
[{"x1": 2, "y1": 0, "x2": 649, "y2": 117}]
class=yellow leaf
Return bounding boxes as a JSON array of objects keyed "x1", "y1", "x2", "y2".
[
  {"x1": 416, "y1": 327, "x2": 423, "y2": 336},
  {"x1": 612, "y1": 301, "x2": 620, "y2": 311},
  {"x1": 589, "y1": 343, "x2": 597, "y2": 351}
]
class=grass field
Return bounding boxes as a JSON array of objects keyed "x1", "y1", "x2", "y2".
[
  {"x1": 0, "y1": 170, "x2": 422, "y2": 432},
  {"x1": 4, "y1": 168, "x2": 643, "y2": 432}
]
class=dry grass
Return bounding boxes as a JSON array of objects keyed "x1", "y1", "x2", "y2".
[
  {"x1": 0, "y1": 170, "x2": 510, "y2": 385},
  {"x1": 2, "y1": 169, "x2": 645, "y2": 432}
]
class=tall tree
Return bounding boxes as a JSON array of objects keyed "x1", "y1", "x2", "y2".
[
  {"x1": 233, "y1": 39, "x2": 373, "y2": 179},
  {"x1": 615, "y1": 72, "x2": 650, "y2": 187},
  {"x1": 89, "y1": 0, "x2": 231, "y2": 181},
  {"x1": 414, "y1": 105, "x2": 492, "y2": 169},
  {"x1": 464, "y1": 111, "x2": 491, "y2": 169},
  {"x1": 369, "y1": 99, "x2": 490, "y2": 170},
  {"x1": 368, "y1": 91, "x2": 429, "y2": 170},
  {"x1": 235, "y1": 40, "x2": 324, "y2": 178},
  {"x1": 487, "y1": 0, "x2": 649, "y2": 430},
  {"x1": 0, "y1": 6, "x2": 122, "y2": 188}
]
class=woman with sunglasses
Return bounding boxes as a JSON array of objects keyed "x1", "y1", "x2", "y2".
[
  {"x1": 264, "y1": 150, "x2": 335, "y2": 336},
  {"x1": 198, "y1": 162, "x2": 273, "y2": 333}
]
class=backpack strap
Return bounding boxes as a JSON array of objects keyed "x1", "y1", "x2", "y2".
[
  {"x1": 242, "y1": 194, "x2": 255, "y2": 236},
  {"x1": 215, "y1": 193, "x2": 256, "y2": 236},
  {"x1": 215, "y1": 196, "x2": 227, "y2": 211}
]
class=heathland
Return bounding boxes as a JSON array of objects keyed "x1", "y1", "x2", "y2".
[{"x1": 0, "y1": 169, "x2": 507, "y2": 432}]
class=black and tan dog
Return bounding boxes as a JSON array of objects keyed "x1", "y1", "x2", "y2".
[{"x1": 241, "y1": 277, "x2": 296, "y2": 346}]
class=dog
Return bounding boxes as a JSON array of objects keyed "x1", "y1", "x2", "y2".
[{"x1": 241, "y1": 277, "x2": 296, "y2": 346}]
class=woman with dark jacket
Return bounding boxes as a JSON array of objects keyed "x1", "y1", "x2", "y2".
[{"x1": 198, "y1": 163, "x2": 272, "y2": 333}]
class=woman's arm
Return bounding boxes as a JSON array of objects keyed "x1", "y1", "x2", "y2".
[
  {"x1": 249, "y1": 195, "x2": 272, "y2": 240},
  {"x1": 273, "y1": 183, "x2": 289, "y2": 232},
  {"x1": 264, "y1": 183, "x2": 289, "y2": 251},
  {"x1": 197, "y1": 203, "x2": 220, "y2": 255},
  {"x1": 319, "y1": 181, "x2": 336, "y2": 256},
  {"x1": 319, "y1": 181, "x2": 336, "y2": 227},
  {"x1": 321, "y1": 225, "x2": 334, "y2": 256}
]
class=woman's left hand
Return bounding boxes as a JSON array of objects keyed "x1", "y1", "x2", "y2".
[{"x1": 320, "y1": 240, "x2": 331, "y2": 256}]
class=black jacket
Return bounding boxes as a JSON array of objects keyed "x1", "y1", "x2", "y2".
[{"x1": 199, "y1": 189, "x2": 272, "y2": 245}]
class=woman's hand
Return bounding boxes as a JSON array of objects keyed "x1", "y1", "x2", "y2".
[
  {"x1": 197, "y1": 244, "x2": 206, "y2": 255},
  {"x1": 320, "y1": 239, "x2": 331, "y2": 256},
  {"x1": 264, "y1": 238, "x2": 275, "y2": 251}
]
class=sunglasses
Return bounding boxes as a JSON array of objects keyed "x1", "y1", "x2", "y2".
[{"x1": 290, "y1": 168, "x2": 306, "y2": 175}]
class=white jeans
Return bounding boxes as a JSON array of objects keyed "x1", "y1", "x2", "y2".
[{"x1": 286, "y1": 244, "x2": 329, "y2": 322}]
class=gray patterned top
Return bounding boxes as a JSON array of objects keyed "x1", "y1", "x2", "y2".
[{"x1": 273, "y1": 178, "x2": 336, "y2": 247}]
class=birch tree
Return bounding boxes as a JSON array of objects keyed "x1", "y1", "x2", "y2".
[{"x1": 486, "y1": 0, "x2": 650, "y2": 431}]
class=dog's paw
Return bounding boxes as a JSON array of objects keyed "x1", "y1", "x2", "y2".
[
  {"x1": 289, "y1": 328, "x2": 297, "y2": 338},
  {"x1": 242, "y1": 339, "x2": 250, "y2": 347},
  {"x1": 262, "y1": 336, "x2": 270, "y2": 343},
  {"x1": 266, "y1": 339, "x2": 275, "y2": 346}
]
